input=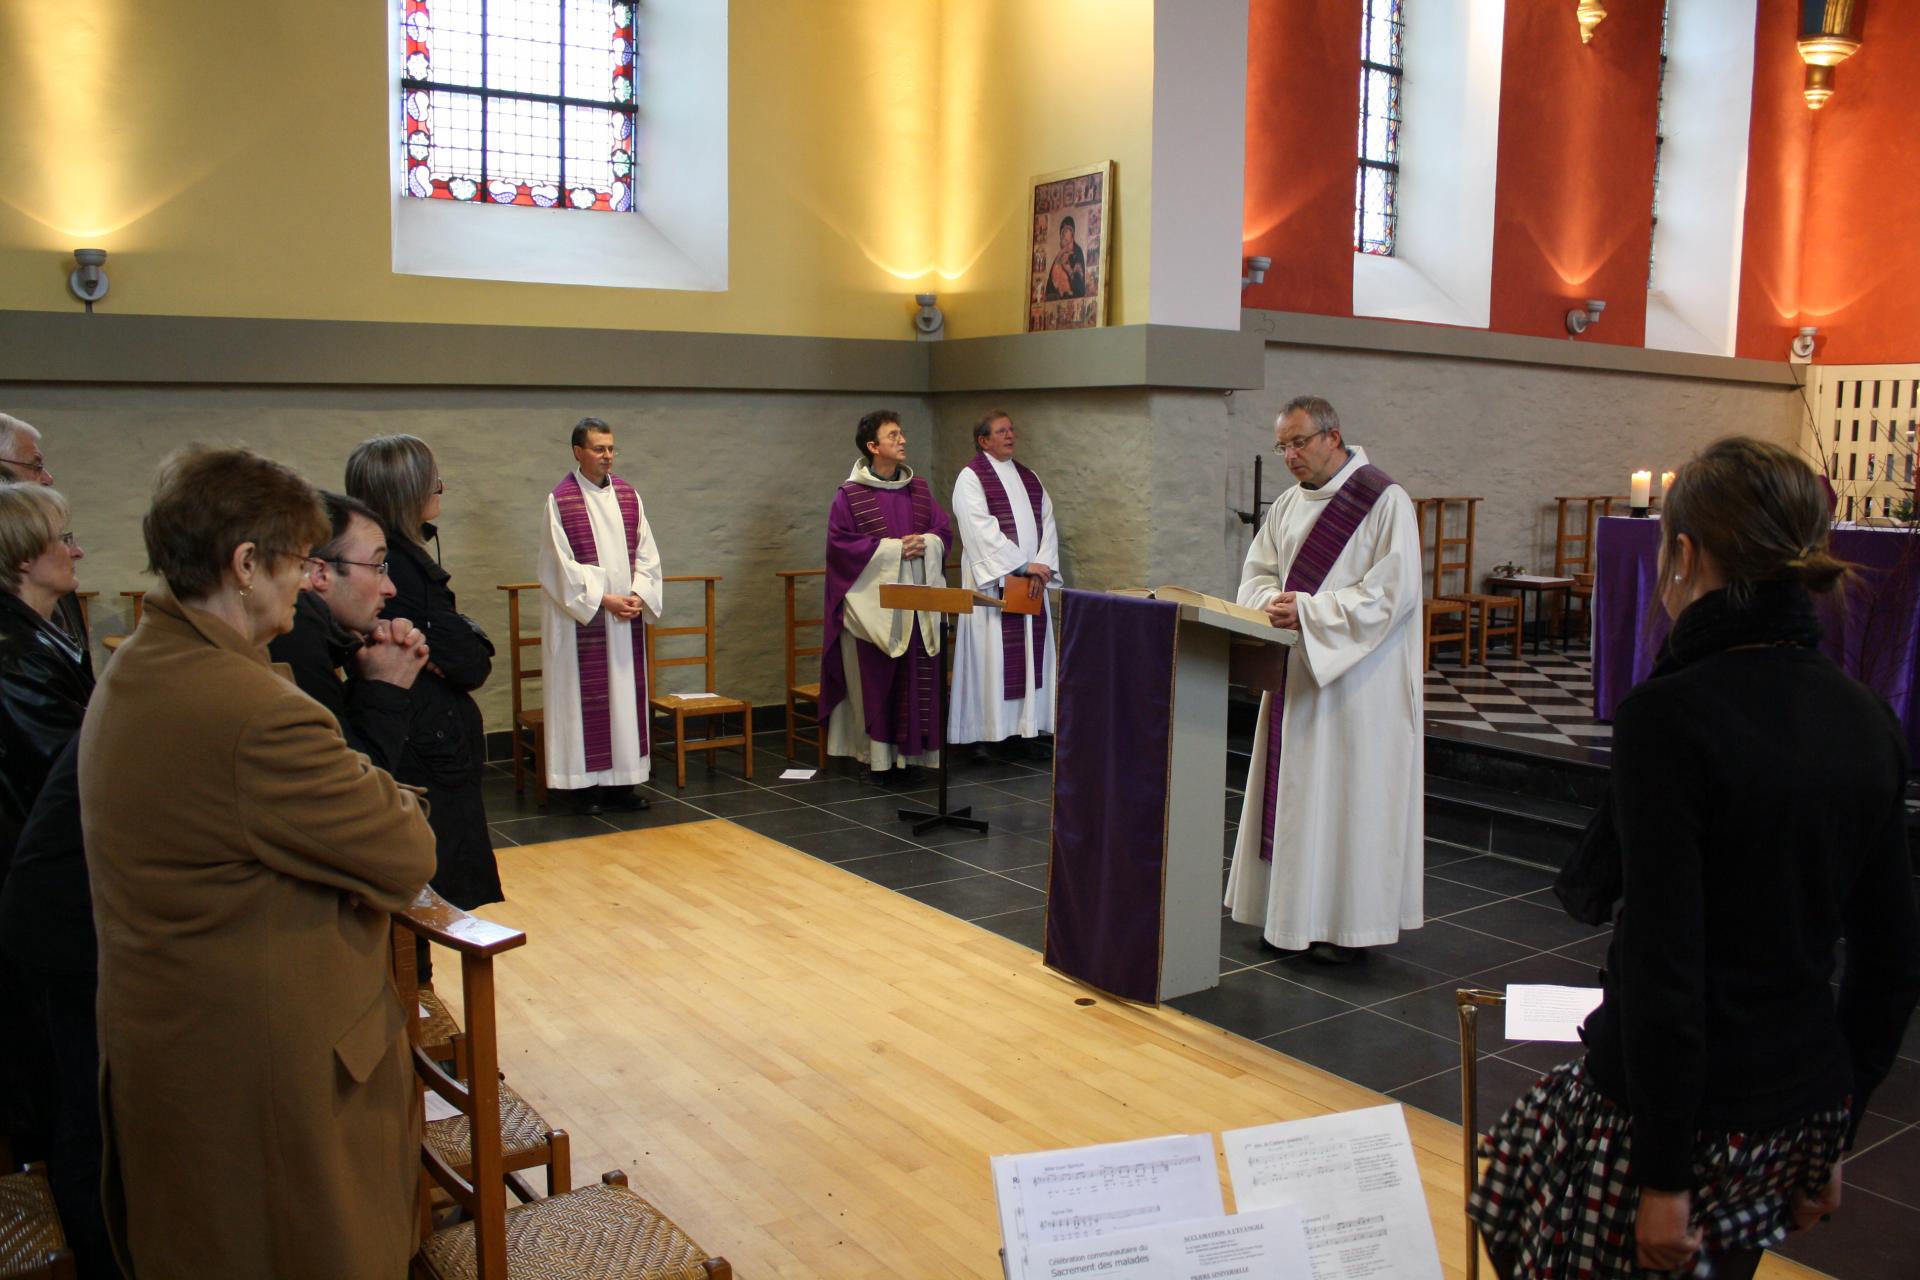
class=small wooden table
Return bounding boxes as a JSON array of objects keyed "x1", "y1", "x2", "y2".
[{"x1": 1485, "y1": 574, "x2": 1574, "y2": 655}]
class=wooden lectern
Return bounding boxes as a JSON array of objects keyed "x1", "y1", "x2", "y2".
[{"x1": 878, "y1": 581, "x2": 1040, "y2": 836}]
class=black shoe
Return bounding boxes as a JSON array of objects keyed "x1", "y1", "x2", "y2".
[
  {"x1": 600, "y1": 787, "x2": 651, "y2": 813},
  {"x1": 967, "y1": 744, "x2": 994, "y2": 766},
  {"x1": 1019, "y1": 737, "x2": 1054, "y2": 763},
  {"x1": 561, "y1": 788, "x2": 603, "y2": 816},
  {"x1": 1306, "y1": 941, "x2": 1367, "y2": 965}
]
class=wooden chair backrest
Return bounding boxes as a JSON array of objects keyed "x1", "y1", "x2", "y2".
[
  {"x1": 1551, "y1": 496, "x2": 1622, "y2": 577},
  {"x1": 73, "y1": 591, "x2": 96, "y2": 631},
  {"x1": 1414, "y1": 497, "x2": 1479, "y2": 597},
  {"x1": 392, "y1": 887, "x2": 528, "y2": 1280},
  {"x1": 122, "y1": 590, "x2": 145, "y2": 627},
  {"x1": 645, "y1": 575, "x2": 721, "y2": 695},
  {"x1": 775, "y1": 569, "x2": 825, "y2": 689},
  {"x1": 495, "y1": 583, "x2": 542, "y2": 725}
]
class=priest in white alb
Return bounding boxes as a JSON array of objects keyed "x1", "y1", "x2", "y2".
[
  {"x1": 1224, "y1": 396, "x2": 1424, "y2": 963},
  {"x1": 950, "y1": 411, "x2": 1059, "y2": 758},
  {"x1": 538, "y1": 416, "x2": 663, "y2": 815}
]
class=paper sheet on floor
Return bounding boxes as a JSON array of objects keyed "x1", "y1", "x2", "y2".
[
  {"x1": 779, "y1": 768, "x2": 817, "y2": 780},
  {"x1": 1504, "y1": 983, "x2": 1603, "y2": 1042}
]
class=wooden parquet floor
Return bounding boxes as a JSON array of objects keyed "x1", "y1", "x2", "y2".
[{"x1": 452, "y1": 819, "x2": 1825, "y2": 1280}]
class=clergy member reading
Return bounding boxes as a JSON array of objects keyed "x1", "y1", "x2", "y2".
[
  {"x1": 949, "y1": 410, "x2": 1059, "y2": 759},
  {"x1": 820, "y1": 409, "x2": 953, "y2": 784},
  {"x1": 538, "y1": 417, "x2": 663, "y2": 814},
  {"x1": 1224, "y1": 396, "x2": 1424, "y2": 963}
]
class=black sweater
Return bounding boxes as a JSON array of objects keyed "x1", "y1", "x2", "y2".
[
  {"x1": 267, "y1": 592, "x2": 410, "y2": 774},
  {"x1": 1582, "y1": 585, "x2": 1920, "y2": 1189}
]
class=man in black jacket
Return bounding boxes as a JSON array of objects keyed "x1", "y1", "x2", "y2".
[{"x1": 268, "y1": 492, "x2": 428, "y2": 771}]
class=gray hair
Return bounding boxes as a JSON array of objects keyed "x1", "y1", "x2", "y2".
[
  {"x1": 0, "y1": 413, "x2": 40, "y2": 458},
  {"x1": 1280, "y1": 396, "x2": 1340, "y2": 438},
  {"x1": 0, "y1": 482, "x2": 68, "y2": 595},
  {"x1": 972, "y1": 410, "x2": 1012, "y2": 450},
  {"x1": 345, "y1": 434, "x2": 437, "y2": 545}
]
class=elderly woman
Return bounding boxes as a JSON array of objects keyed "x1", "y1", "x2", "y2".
[
  {"x1": 347, "y1": 434, "x2": 501, "y2": 910},
  {"x1": 79, "y1": 446, "x2": 437, "y2": 1279}
]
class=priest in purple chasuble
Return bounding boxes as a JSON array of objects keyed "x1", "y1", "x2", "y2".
[
  {"x1": 820, "y1": 409, "x2": 954, "y2": 779},
  {"x1": 950, "y1": 410, "x2": 1059, "y2": 748},
  {"x1": 1224, "y1": 397, "x2": 1424, "y2": 962},
  {"x1": 537, "y1": 417, "x2": 663, "y2": 811}
]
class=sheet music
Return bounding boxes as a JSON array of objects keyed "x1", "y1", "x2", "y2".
[
  {"x1": 992, "y1": 1134, "x2": 1223, "y2": 1280},
  {"x1": 1027, "y1": 1205, "x2": 1312, "y2": 1279},
  {"x1": 1223, "y1": 1105, "x2": 1441, "y2": 1280},
  {"x1": 1504, "y1": 984, "x2": 1603, "y2": 1042}
]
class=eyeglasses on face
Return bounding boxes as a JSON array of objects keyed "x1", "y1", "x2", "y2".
[
  {"x1": 2, "y1": 456, "x2": 51, "y2": 479},
  {"x1": 329, "y1": 557, "x2": 391, "y2": 578},
  {"x1": 1273, "y1": 428, "x2": 1330, "y2": 456}
]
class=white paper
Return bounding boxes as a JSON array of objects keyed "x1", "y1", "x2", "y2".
[
  {"x1": 779, "y1": 768, "x2": 817, "y2": 781},
  {"x1": 1501, "y1": 574, "x2": 1573, "y2": 585},
  {"x1": 674, "y1": 690, "x2": 722, "y2": 700},
  {"x1": 1028, "y1": 1205, "x2": 1312, "y2": 1280},
  {"x1": 423, "y1": 1091, "x2": 461, "y2": 1123},
  {"x1": 1223, "y1": 1105, "x2": 1441, "y2": 1280},
  {"x1": 417, "y1": 1003, "x2": 432, "y2": 1019},
  {"x1": 1504, "y1": 984, "x2": 1603, "y2": 1042},
  {"x1": 992, "y1": 1134, "x2": 1224, "y2": 1280}
]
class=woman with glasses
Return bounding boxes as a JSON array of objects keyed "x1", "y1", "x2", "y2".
[
  {"x1": 347, "y1": 434, "x2": 501, "y2": 912},
  {"x1": 75, "y1": 446, "x2": 436, "y2": 1277}
]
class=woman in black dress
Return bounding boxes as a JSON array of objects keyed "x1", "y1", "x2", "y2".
[{"x1": 346, "y1": 435, "x2": 501, "y2": 910}]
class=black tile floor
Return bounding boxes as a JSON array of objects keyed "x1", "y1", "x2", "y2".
[
  {"x1": 482, "y1": 726, "x2": 1919, "y2": 1280},
  {"x1": 1424, "y1": 641, "x2": 1612, "y2": 753}
]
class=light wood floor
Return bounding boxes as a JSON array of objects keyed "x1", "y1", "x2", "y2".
[{"x1": 454, "y1": 819, "x2": 1825, "y2": 1280}]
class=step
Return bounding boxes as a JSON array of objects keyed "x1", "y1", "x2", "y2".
[{"x1": 1424, "y1": 776, "x2": 1595, "y2": 872}]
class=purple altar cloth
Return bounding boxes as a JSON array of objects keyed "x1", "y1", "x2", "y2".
[
  {"x1": 1593, "y1": 516, "x2": 1920, "y2": 757},
  {"x1": 1043, "y1": 590, "x2": 1179, "y2": 1004}
]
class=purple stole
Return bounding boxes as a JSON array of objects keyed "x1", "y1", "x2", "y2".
[
  {"x1": 965, "y1": 453, "x2": 1050, "y2": 700},
  {"x1": 840, "y1": 473, "x2": 935, "y2": 538},
  {"x1": 552, "y1": 471, "x2": 649, "y2": 770},
  {"x1": 1259, "y1": 463, "x2": 1395, "y2": 861}
]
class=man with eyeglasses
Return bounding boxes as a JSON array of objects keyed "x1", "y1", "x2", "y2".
[
  {"x1": 268, "y1": 491, "x2": 429, "y2": 772},
  {"x1": 1223, "y1": 395, "x2": 1425, "y2": 965},
  {"x1": 538, "y1": 416, "x2": 663, "y2": 814},
  {"x1": 0, "y1": 413, "x2": 90, "y2": 669}
]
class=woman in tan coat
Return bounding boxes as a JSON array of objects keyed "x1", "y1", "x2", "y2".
[{"x1": 80, "y1": 446, "x2": 438, "y2": 1279}]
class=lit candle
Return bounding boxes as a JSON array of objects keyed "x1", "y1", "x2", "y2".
[
  {"x1": 1631, "y1": 470, "x2": 1652, "y2": 509},
  {"x1": 1659, "y1": 470, "x2": 1676, "y2": 501}
]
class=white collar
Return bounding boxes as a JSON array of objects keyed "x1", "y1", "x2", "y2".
[
  {"x1": 847, "y1": 460, "x2": 916, "y2": 490},
  {"x1": 574, "y1": 468, "x2": 615, "y2": 491},
  {"x1": 1299, "y1": 446, "x2": 1368, "y2": 503}
]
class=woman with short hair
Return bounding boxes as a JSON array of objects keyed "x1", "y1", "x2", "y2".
[
  {"x1": 0, "y1": 482, "x2": 89, "y2": 852},
  {"x1": 79, "y1": 445, "x2": 437, "y2": 1278}
]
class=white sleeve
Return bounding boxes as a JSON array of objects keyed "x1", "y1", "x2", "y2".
[
  {"x1": 952, "y1": 470, "x2": 1027, "y2": 588},
  {"x1": 1038, "y1": 487, "x2": 1060, "y2": 578},
  {"x1": 1236, "y1": 498, "x2": 1287, "y2": 610},
  {"x1": 539, "y1": 495, "x2": 609, "y2": 626},
  {"x1": 630, "y1": 499, "x2": 664, "y2": 622},
  {"x1": 1292, "y1": 489, "x2": 1421, "y2": 686}
]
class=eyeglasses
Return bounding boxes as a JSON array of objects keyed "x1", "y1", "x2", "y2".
[
  {"x1": 261, "y1": 550, "x2": 323, "y2": 581},
  {"x1": 329, "y1": 557, "x2": 391, "y2": 578},
  {"x1": 1273, "y1": 429, "x2": 1330, "y2": 456},
  {"x1": 1, "y1": 456, "x2": 51, "y2": 479}
]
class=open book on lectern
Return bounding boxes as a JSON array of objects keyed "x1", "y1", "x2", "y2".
[{"x1": 1112, "y1": 584, "x2": 1268, "y2": 626}]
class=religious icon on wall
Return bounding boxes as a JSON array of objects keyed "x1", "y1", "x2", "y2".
[{"x1": 1025, "y1": 161, "x2": 1114, "y2": 332}]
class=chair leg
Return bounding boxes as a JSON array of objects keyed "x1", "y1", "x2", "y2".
[
  {"x1": 510, "y1": 725, "x2": 525, "y2": 795},
  {"x1": 676, "y1": 710, "x2": 689, "y2": 789},
  {"x1": 785, "y1": 691, "x2": 797, "y2": 761},
  {"x1": 548, "y1": 1128, "x2": 571, "y2": 1196},
  {"x1": 742, "y1": 706, "x2": 754, "y2": 780}
]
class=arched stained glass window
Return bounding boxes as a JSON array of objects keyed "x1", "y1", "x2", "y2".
[
  {"x1": 401, "y1": 0, "x2": 638, "y2": 214},
  {"x1": 1355, "y1": 0, "x2": 1405, "y2": 256}
]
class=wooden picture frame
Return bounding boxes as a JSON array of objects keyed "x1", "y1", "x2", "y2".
[{"x1": 1025, "y1": 160, "x2": 1114, "y2": 332}]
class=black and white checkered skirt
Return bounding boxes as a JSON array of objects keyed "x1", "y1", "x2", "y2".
[{"x1": 1467, "y1": 1059, "x2": 1848, "y2": 1279}]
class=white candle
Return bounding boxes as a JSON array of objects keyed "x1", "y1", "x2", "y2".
[
  {"x1": 1659, "y1": 470, "x2": 1676, "y2": 500},
  {"x1": 1631, "y1": 470, "x2": 1652, "y2": 508}
]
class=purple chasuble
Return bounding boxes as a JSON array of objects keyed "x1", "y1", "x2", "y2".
[
  {"x1": 1259, "y1": 463, "x2": 1394, "y2": 861},
  {"x1": 965, "y1": 452, "x2": 1050, "y2": 700},
  {"x1": 819, "y1": 473, "x2": 953, "y2": 757},
  {"x1": 552, "y1": 471, "x2": 649, "y2": 771}
]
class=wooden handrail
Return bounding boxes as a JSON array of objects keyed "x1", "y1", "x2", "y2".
[{"x1": 398, "y1": 885, "x2": 527, "y2": 958}]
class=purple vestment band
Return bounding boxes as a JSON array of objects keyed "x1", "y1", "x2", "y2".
[
  {"x1": 966, "y1": 452, "x2": 1050, "y2": 700},
  {"x1": 1258, "y1": 463, "x2": 1395, "y2": 861},
  {"x1": 552, "y1": 471, "x2": 650, "y2": 772}
]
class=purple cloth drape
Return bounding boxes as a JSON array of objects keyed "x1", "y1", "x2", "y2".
[
  {"x1": 1593, "y1": 516, "x2": 1920, "y2": 757},
  {"x1": 1043, "y1": 590, "x2": 1179, "y2": 1004}
]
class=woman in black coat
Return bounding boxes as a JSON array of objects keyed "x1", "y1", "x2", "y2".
[{"x1": 346, "y1": 436, "x2": 502, "y2": 910}]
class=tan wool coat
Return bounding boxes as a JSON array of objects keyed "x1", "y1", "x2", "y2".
[{"x1": 79, "y1": 589, "x2": 439, "y2": 1280}]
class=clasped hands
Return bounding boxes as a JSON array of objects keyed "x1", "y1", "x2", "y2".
[
  {"x1": 353, "y1": 616, "x2": 430, "y2": 688},
  {"x1": 601, "y1": 591, "x2": 646, "y2": 621},
  {"x1": 1265, "y1": 591, "x2": 1298, "y2": 630},
  {"x1": 1634, "y1": 1168, "x2": 1842, "y2": 1272}
]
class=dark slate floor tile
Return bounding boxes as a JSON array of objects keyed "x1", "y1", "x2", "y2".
[
  {"x1": 488, "y1": 825, "x2": 521, "y2": 849},
  {"x1": 1375, "y1": 953, "x2": 1601, "y2": 1041},
  {"x1": 1259, "y1": 949, "x2": 1457, "y2": 1005},
  {"x1": 1259, "y1": 1010, "x2": 1461, "y2": 1093},
  {"x1": 837, "y1": 848, "x2": 984, "y2": 891},
  {"x1": 1900, "y1": 1005, "x2": 1919, "y2": 1062},
  {"x1": 1548, "y1": 932, "x2": 1614, "y2": 968},
  {"x1": 905, "y1": 818, "x2": 1034, "y2": 848},
  {"x1": 593, "y1": 798, "x2": 710, "y2": 832},
  {"x1": 1429, "y1": 855, "x2": 1557, "y2": 897},
  {"x1": 1389, "y1": 1056, "x2": 1553, "y2": 1134},
  {"x1": 683, "y1": 788, "x2": 805, "y2": 818},
  {"x1": 1849, "y1": 1111, "x2": 1911, "y2": 1160},
  {"x1": 764, "y1": 772, "x2": 874, "y2": 801},
  {"x1": 1491, "y1": 1039, "x2": 1590, "y2": 1074},
  {"x1": 1773, "y1": 1184, "x2": 1920, "y2": 1280},
  {"x1": 779, "y1": 826, "x2": 924, "y2": 864},
  {"x1": 1422, "y1": 875, "x2": 1506, "y2": 919},
  {"x1": 1423, "y1": 839, "x2": 1482, "y2": 869},
  {"x1": 1446, "y1": 898, "x2": 1610, "y2": 953},
  {"x1": 985, "y1": 773, "x2": 1052, "y2": 802},
  {"x1": 899, "y1": 874, "x2": 1046, "y2": 921},
  {"x1": 1221, "y1": 918, "x2": 1296, "y2": 969},
  {"x1": 640, "y1": 766, "x2": 758, "y2": 799},
  {"x1": 938, "y1": 834, "x2": 1054, "y2": 873},
  {"x1": 1002, "y1": 863, "x2": 1051, "y2": 891},
  {"x1": 944, "y1": 757, "x2": 1047, "y2": 784},
  {"x1": 479, "y1": 774, "x2": 548, "y2": 822},
  {"x1": 976, "y1": 905, "x2": 1047, "y2": 951},
  {"x1": 1375, "y1": 919, "x2": 1533, "y2": 977},
  {"x1": 486, "y1": 812, "x2": 618, "y2": 846},
  {"x1": 1167, "y1": 969, "x2": 1355, "y2": 1041},
  {"x1": 1865, "y1": 1055, "x2": 1920, "y2": 1124},
  {"x1": 728, "y1": 807, "x2": 861, "y2": 840},
  {"x1": 967, "y1": 799, "x2": 1053, "y2": 837}
]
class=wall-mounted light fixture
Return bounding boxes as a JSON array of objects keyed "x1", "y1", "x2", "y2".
[
  {"x1": 68, "y1": 248, "x2": 109, "y2": 310},
  {"x1": 1565, "y1": 298, "x2": 1606, "y2": 336},
  {"x1": 1798, "y1": 0, "x2": 1861, "y2": 110},
  {"x1": 1791, "y1": 326, "x2": 1820, "y2": 360},
  {"x1": 1240, "y1": 256, "x2": 1271, "y2": 290},
  {"x1": 912, "y1": 292, "x2": 944, "y2": 341},
  {"x1": 1576, "y1": 0, "x2": 1608, "y2": 44}
]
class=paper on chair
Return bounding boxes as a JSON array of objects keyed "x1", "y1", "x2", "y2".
[
  {"x1": 1224, "y1": 1104, "x2": 1441, "y2": 1280},
  {"x1": 1027, "y1": 1205, "x2": 1311, "y2": 1280},
  {"x1": 423, "y1": 1091, "x2": 462, "y2": 1123},
  {"x1": 779, "y1": 768, "x2": 817, "y2": 781},
  {"x1": 1504, "y1": 984, "x2": 1603, "y2": 1042},
  {"x1": 1502, "y1": 574, "x2": 1573, "y2": 585},
  {"x1": 991, "y1": 1133, "x2": 1223, "y2": 1280},
  {"x1": 675, "y1": 691, "x2": 722, "y2": 699}
]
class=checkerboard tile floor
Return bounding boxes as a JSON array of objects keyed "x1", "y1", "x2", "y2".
[{"x1": 1422, "y1": 642, "x2": 1612, "y2": 752}]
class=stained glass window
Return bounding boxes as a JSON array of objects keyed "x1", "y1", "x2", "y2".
[
  {"x1": 401, "y1": 1, "x2": 637, "y2": 214},
  {"x1": 1355, "y1": 0, "x2": 1405, "y2": 256}
]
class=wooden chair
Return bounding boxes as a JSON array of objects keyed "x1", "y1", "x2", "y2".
[
  {"x1": 397, "y1": 893, "x2": 731, "y2": 1280},
  {"x1": 645, "y1": 576, "x2": 752, "y2": 789},
  {"x1": 1413, "y1": 501, "x2": 1471, "y2": 668},
  {"x1": 1563, "y1": 571, "x2": 1596, "y2": 648},
  {"x1": 775, "y1": 569, "x2": 825, "y2": 766},
  {"x1": 1551, "y1": 496, "x2": 1620, "y2": 579},
  {"x1": 1419, "y1": 497, "x2": 1521, "y2": 663},
  {"x1": 495, "y1": 584, "x2": 547, "y2": 804},
  {"x1": 102, "y1": 589, "x2": 147, "y2": 655},
  {"x1": 71, "y1": 591, "x2": 95, "y2": 632},
  {"x1": 0, "y1": 1163, "x2": 76, "y2": 1280}
]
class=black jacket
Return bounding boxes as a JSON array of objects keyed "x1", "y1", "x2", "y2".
[
  {"x1": 266, "y1": 592, "x2": 411, "y2": 774},
  {"x1": 1581, "y1": 582, "x2": 1920, "y2": 1189},
  {"x1": 0, "y1": 592, "x2": 93, "y2": 873},
  {"x1": 0, "y1": 737, "x2": 90, "y2": 975}
]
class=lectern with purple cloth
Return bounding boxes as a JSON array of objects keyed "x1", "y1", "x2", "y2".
[{"x1": 1043, "y1": 589, "x2": 1296, "y2": 1003}]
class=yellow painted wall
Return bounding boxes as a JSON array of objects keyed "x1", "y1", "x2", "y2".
[{"x1": 0, "y1": 1, "x2": 1154, "y2": 341}]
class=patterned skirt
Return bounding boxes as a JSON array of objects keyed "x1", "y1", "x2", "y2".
[{"x1": 1467, "y1": 1059, "x2": 1848, "y2": 1280}]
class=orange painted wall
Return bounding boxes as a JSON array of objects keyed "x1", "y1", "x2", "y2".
[
  {"x1": 1487, "y1": 2, "x2": 1662, "y2": 346},
  {"x1": 1240, "y1": 0, "x2": 1358, "y2": 317},
  {"x1": 1734, "y1": 0, "x2": 1815, "y2": 361}
]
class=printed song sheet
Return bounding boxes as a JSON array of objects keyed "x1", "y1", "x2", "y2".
[
  {"x1": 1504, "y1": 984, "x2": 1604, "y2": 1042},
  {"x1": 992, "y1": 1134, "x2": 1223, "y2": 1280},
  {"x1": 1027, "y1": 1205, "x2": 1312, "y2": 1280},
  {"x1": 1222, "y1": 1105, "x2": 1441, "y2": 1280}
]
